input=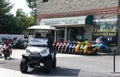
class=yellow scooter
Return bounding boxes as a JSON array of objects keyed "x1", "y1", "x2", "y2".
[
  {"x1": 75, "y1": 41, "x2": 81, "y2": 54},
  {"x1": 83, "y1": 40, "x2": 97, "y2": 55}
]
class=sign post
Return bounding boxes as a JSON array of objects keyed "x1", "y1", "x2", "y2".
[{"x1": 113, "y1": 49, "x2": 116, "y2": 73}]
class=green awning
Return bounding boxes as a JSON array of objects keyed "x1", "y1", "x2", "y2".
[{"x1": 85, "y1": 15, "x2": 94, "y2": 25}]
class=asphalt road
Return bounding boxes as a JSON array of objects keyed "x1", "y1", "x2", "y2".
[{"x1": 0, "y1": 49, "x2": 120, "y2": 77}]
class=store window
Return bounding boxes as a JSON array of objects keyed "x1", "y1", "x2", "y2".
[
  {"x1": 43, "y1": 0, "x2": 48, "y2": 2},
  {"x1": 67, "y1": 27, "x2": 85, "y2": 41},
  {"x1": 56, "y1": 30, "x2": 65, "y2": 42}
]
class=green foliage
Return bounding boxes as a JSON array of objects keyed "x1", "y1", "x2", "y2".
[
  {"x1": 0, "y1": 0, "x2": 16, "y2": 34},
  {"x1": 26, "y1": 0, "x2": 37, "y2": 17},
  {"x1": 0, "y1": 14, "x2": 17, "y2": 34},
  {"x1": 15, "y1": 9, "x2": 35, "y2": 34},
  {"x1": 0, "y1": 0, "x2": 35, "y2": 34},
  {"x1": 0, "y1": 0, "x2": 12, "y2": 16},
  {"x1": 26, "y1": 0, "x2": 37, "y2": 9}
]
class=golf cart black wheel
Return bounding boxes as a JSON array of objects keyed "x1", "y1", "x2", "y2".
[
  {"x1": 20, "y1": 58, "x2": 28, "y2": 73},
  {"x1": 29, "y1": 64, "x2": 35, "y2": 68},
  {"x1": 44, "y1": 60, "x2": 51, "y2": 73},
  {"x1": 51, "y1": 57, "x2": 56, "y2": 68}
]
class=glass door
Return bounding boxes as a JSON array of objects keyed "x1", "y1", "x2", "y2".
[{"x1": 56, "y1": 29, "x2": 65, "y2": 42}]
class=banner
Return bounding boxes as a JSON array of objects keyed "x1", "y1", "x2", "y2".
[
  {"x1": 94, "y1": 18, "x2": 117, "y2": 32},
  {"x1": 92, "y1": 32, "x2": 118, "y2": 46}
]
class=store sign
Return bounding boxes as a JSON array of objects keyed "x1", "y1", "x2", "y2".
[
  {"x1": 92, "y1": 32, "x2": 118, "y2": 46},
  {"x1": 93, "y1": 18, "x2": 118, "y2": 47},
  {"x1": 94, "y1": 18, "x2": 117, "y2": 32},
  {"x1": 40, "y1": 16, "x2": 87, "y2": 26}
]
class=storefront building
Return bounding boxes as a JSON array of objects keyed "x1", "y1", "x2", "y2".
[{"x1": 36, "y1": 0, "x2": 120, "y2": 53}]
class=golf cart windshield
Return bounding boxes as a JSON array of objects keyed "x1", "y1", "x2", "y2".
[
  {"x1": 27, "y1": 25, "x2": 55, "y2": 38},
  {"x1": 27, "y1": 25, "x2": 56, "y2": 47},
  {"x1": 28, "y1": 37, "x2": 48, "y2": 47}
]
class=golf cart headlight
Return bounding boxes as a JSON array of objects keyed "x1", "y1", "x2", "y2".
[
  {"x1": 26, "y1": 49, "x2": 31, "y2": 56},
  {"x1": 40, "y1": 50, "x2": 47, "y2": 54}
]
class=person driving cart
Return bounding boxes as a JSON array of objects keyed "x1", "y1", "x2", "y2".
[
  {"x1": 35, "y1": 32, "x2": 42, "y2": 38},
  {"x1": 46, "y1": 32, "x2": 54, "y2": 51}
]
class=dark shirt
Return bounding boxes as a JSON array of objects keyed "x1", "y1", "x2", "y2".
[{"x1": 46, "y1": 33, "x2": 54, "y2": 50}]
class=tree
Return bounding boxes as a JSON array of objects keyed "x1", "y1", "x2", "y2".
[
  {"x1": 0, "y1": 0, "x2": 12, "y2": 16},
  {"x1": 0, "y1": 14, "x2": 17, "y2": 34},
  {"x1": 0, "y1": 0, "x2": 35, "y2": 34},
  {"x1": 26, "y1": 0, "x2": 37, "y2": 16},
  {"x1": 15, "y1": 9, "x2": 35, "y2": 34},
  {"x1": 0, "y1": 0, "x2": 16, "y2": 34},
  {"x1": 26, "y1": 0, "x2": 37, "y2": 23}
]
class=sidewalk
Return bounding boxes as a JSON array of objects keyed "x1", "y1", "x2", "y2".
[
  {"x1": 11, "y1": 49, "x2": 26, "y2": 59},
  {"x1": 0, "y1": 68, "x2": 35, "y2": 77},
  {"x1": 0, "y1": 49, "x2": 34, "y2": 77}
]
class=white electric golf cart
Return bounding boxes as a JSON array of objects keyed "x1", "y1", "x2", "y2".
[{"x1": 20, "y1": 25, "x2": 56, "y2": 73}]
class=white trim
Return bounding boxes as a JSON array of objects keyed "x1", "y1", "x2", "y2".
[
  {"x1": 94, "y1": 18, "x2": 118, "y2": 22},
  {"x1": 40, "y1": 16, "x2": 87, "y2": 26},
  {"x1": 27, "y1": 25, "x2": 56, "y2": 30}
]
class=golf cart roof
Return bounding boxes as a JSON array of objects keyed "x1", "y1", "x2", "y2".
[{"x1": 27, "y1": 25, "x2": 56, "y2": 30}]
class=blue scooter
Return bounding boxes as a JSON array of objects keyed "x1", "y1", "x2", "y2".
[{"x1": 64, "y1": 42, "x2": 71, "y2": 53}]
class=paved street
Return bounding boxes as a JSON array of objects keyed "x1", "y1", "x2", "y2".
[{"x1": 0, "y1": 49, "x2": 120, "y2": 77}]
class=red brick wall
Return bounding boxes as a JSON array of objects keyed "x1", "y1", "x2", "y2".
[{"x1": 37, "y1": 7, "x2": 118, "y2": 20}]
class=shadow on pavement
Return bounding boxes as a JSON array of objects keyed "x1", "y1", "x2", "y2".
[
  {"x1": 7, "y1": 57, "x2": 17, "y2": 60},
  {"x1": 83, "y1": 52, "x2": 120, "y2": 56},
  {"x1": 111, "y1": 72, "x2": 120, "y2": 74},
  {"x1": 26, "y1": 66, "x2": 80, "y2": 76},
  {"x1": 96, "y1": 52, "x2": 120, "y2": 56}
]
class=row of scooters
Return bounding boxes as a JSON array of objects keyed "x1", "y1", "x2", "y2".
[{"x1": 53, "y1": 40, "x2": 110, "y2": 55}]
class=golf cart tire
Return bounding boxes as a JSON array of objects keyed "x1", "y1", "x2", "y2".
[
  {"x1": 20, "y1": 58, "x2": 28, "y2": 73},
  {"x1": 44, "y1": 60, "x2": 51, "y2": 73},
  {"x1": 51, "y1": 57, "x2": 56, "y2": 68},
  {"x1": 29, "y1": 64, "x2": 35, "y2": 68}
]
